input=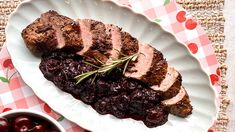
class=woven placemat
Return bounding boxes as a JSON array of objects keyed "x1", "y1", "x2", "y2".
[{"x1": 0, "y1": 0, "x2": 229, "y2": 131}]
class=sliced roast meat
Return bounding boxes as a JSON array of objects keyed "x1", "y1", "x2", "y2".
[
  {"x1": 123, "y1": 44, "x2": 189, "y2": 117},
  {"x1": 139, "y1": 46, "x2": 168, "y2": 86},
  {"x1": 105, "y1": 24, "x2": 122, "y2": 63},
  {"x1": 79, "y1": 19, "x2": 113, "y2": 64},
  {"x1": 162, "y1": 87, "x2": 192, "y2": 117},
  {"x1": 120, "y1": 31, "x2": 139, "y2": 56},
  {"x1": 125, "y1": 44, "x2": 154, "y2": 79},
  {"x1": 22, "y1": 10, "x2": 83, "y2": 54},
  {"x1": 61, "y1": 21, "x2": 84, "y2": 52},
  {"x1": 151, "y1": 67, "x2": 181, "y2": 100},
  {"x1": 125, "y1": 44, "x2": 168, "y2": 86},
  {"x1": 76, "y1": 19, "x2": 93, "y2": 54},
  {"x1": 160, "y1": 75, "x2": 182, "y2": 100}
]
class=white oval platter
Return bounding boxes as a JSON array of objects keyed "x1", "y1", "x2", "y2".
[{"x1": 5, "y1": 0, "x2": 217, "y2": 132}]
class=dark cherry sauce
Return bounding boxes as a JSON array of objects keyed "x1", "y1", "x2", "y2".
[{"x1": 39, "y1": 50, "x2": 169, "y2": 128}]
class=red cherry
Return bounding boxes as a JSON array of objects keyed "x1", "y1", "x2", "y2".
[
  {"x1": 210, "y1": 74, "x2": 219, "y2": 85},
  {"x1": 176, "y1": 11, "x2": 186, "y2": 23},
  {"x1": 43, "y1": 104, "x2": 52, "y2": 113},
  {"x1": 13, "y1": 116, "x2": 33, "y2": 132},
  {"x1": 216, "y1": 68, "x2": 221, "y2": 76},
  {"x1": 3, "y1": 59, "x2": 14, "y2": 70},
  {"x1": 187, "y1": 43, "x2": 198, "y2": 54},
  {"x1": 2, "y1": 108, "x2": 12, "y2": 113},
  {"x1": 0, "y1": 118, "x2": 9, "y2": 132},
  {"x1": 185, "y1": 19, "x2": 197, "y2": 30}
]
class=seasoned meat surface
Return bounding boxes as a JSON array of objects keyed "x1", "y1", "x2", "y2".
[
  {"x1": 21, "y1": 10, "x2": 83, "y2": 54},
  {"x1": 81, "y1": 19, "x2": 113, "y2": 64},
  {"x1": 162, "y1": 87, "x2": 193, "y2": 117},
  {"x1": 120, "y1": 31, "x2": 139, "y2": 56},
  {"x1": 125, "y1": 44, "x2": 168, "y2": 86}
]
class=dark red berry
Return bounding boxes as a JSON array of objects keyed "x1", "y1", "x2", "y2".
[
  {"x1": 144, "y1": 107, "x2": 168, "y2": 128},
  {"x1": 13, "y1": 116, "x2": 33, "y2": 132},
  {"x1": 0, "y1": 118, "x2": 9, "y2": 132}
]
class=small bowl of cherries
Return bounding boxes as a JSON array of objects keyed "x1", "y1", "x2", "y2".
[{"x1": 0, "y1": 109, "x2": 65, "y2": 132}]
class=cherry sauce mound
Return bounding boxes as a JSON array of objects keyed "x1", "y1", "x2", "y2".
[{"x1": 39, "y1": 50, "x2": 169, "y2": 128}]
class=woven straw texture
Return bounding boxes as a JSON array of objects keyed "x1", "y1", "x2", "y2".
[{"x1": 0, "y1": 0, "x2": 228, "y2": 131}]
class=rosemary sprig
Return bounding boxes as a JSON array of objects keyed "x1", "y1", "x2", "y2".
[{"x1": 75, "y1": 53, "x2": 139, "y2": 84}]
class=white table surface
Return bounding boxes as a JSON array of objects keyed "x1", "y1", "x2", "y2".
[{"x1": 224, "y1": 0, "x2": 235, "y2": 131}]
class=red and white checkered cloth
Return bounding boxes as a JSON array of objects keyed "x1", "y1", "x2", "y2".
[{"x1": 0, "y1": 0, "x2": 219, "y2": 131}]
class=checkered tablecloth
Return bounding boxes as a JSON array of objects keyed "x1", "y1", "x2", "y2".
[{"x1": 0, "y1": 0, "x2": 220, "y2": 131}]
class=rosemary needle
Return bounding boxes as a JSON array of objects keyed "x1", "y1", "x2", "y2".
[{"x1": 83, "y1": 61, "x2": 100, "y2": 68}]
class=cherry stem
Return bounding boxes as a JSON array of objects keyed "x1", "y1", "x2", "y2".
[
  {"x1": 8, "y1": 71, "x2": 17, "y2": 82},
  {"x1": 28, "y1": 123, "x2": 41, "y2": 132},
  {"x1": 28, "y1": 126, "x2": 36, "y2": 132}
]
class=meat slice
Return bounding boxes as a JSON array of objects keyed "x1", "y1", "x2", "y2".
[
  {"x1": 105, "y1": 24, "x2": 122, "y2": 62},
  {"x1": 78, "y1": 19, "x2": 113, "y2": 64},
  {"x1": 162, "y1": 87, "x2": 193, "y2": 117},
  {"x1": 120, "y1": 31, "x2": 139, "y2": 56},
  {"x1": 76, "y1": 19, "x2": 92, "y2": 54},
  {"x1": 151, "y1": 67, "x2": 181, "y2": 100},
  {"x1": 21, "y1": 10, "x2": 83, "y2": 54},
  {"x1": 61, "y1": 21, "x2": 83, "y2": 52},
  {"x1": 125, "y1": 44, "x2": 154, "y2": 78},
  {"x1": 125, "y1": 44, "x2": 168, "y2": 86}
]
